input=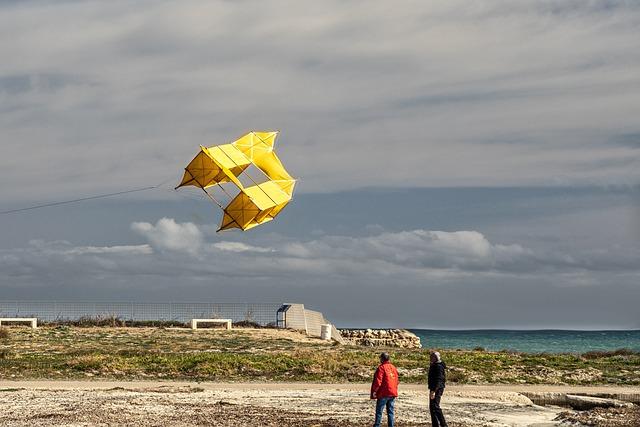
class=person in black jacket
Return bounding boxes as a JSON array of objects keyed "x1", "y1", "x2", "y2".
[{"x1": 427, "y1": 351, "x2": 448, "y2": 427}]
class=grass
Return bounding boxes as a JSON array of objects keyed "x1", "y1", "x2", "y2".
[
  {"x1": 40, "y1": 316, "x2": 187, "y2": 328},
  {"x1": 0, "y1": 327, "x2": 10, "y2": 360},
  {"x1": 0, "y1": 327, "x2": 638, "y2": 385},
  {"x1": 34, "y1": 316, "x2": 277, "y2": 329},
  {"x1": 582, "y1": 348, "x2": 639, "y2": 359}
]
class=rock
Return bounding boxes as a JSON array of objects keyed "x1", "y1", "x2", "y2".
[
  {"x1": 524, "y1": 392, "x2": 637, "y2": 410},
  {"x1": 564, "y1": 395, "x2": 635, "y2": 411},
  {"x1": 556, "y1": 407, "x2": 640, "y2": 427},
  {"x1": 338, "y1": 329, "x2": 422, "y2": 349}
]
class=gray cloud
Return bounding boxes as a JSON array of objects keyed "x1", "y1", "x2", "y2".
[
  {"x1": 1, "y1": 217, "x2": 639, "y2": 328},
  {"x1": 3, "y1": 218, "x2": 638, "y2": 285},
  {"x1": 0, "y1": 73, "x2": 88, "y2": 95},
  {"x1": 0, "y1": 2, "x2": 639, "y2": 328},
  {"x1": 131, "y1": 218, "x2": 202, "y2": 255},
  {"x1": 612, "y1": 132, "x2": 640, "y2": 149},
  {"x1": 0, "y1": 0, "x2": 639, "y2": 202}
]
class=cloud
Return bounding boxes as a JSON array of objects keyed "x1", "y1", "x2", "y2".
[
  {"x1": 0, "y1": 0, "x2": 639, "y2": 203},
  {"x1": 119, "y1": 218, "x2": 639, "y2": 276},
  {"x1": 131, "y1": 217, "x2": 201, "y2": 254},
  {"x1": 5, "y1": 219, "x2": 635, "y2": 287},
  {"x1": 612, "y1": 132, "x2": 640, "y2": 149},
  {"x1": 280, "y1": 230, "x2": 530, "y2": 271},
  {"x1": 128, "y1": 220, "x2": 535, "y2": 274},
  {"x1": 2, "y1": 217, "x2": 639, "y2": 328},
  {"x1": 0, "y1": 0, "x2": 638, "y2": 328},
  {"x1": 48, "y1": 243, "x2": 152, "y2": 256},
  {"x1": 212, "y1": 241, "x2": 273, "y2": 253}
]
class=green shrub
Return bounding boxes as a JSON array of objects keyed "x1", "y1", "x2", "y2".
[
  {"x1": 67, "y1": 354, "x2": 106, "y2": 371},
  {"x1": 446, "y1": 369, "x2": 468, "y2": 383},
  {"x1": 498, "y1": 348, "x2": 522, "y2": 355},
  {"x1": 42, "y1": 317, "x2": 186, "y2": 328},
  {"x1": 582, "y1": 348, "x2": 639, "y2": 359},
  {"x1": 233, "y1": 320, "x2": 263, "y2": 328}
]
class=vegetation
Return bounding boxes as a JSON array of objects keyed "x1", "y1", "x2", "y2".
[
  {"x1": 0, "y1": 327, "x2": 10, "y2": 359},
  {"x1": 40, "y1": 316, "x2": 187, "y2": 328},
  {"x1": 35, "y1": 316, "x2": 277, "y2": 329},
  {"x1": 582, "y1": 348, "x2": 639, "y2": 359},
  {"x1": 0, "y1": 326, "x2": 638, "y2": 385}
]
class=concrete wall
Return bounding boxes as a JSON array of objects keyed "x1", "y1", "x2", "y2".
[
  {"x1": 303, "y1": 309, "x2": 326, "y2": 338},
  {"x1": 282, "y1": 303, "x2": 343, "y2": 344},
  {"x1": 283, "y1": 303, "x2": 307, "y2": 334},
  {"x1": 330, "y1": 324, "x2": 343, "y2": 344}
]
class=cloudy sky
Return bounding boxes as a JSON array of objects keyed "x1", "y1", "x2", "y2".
[{"x1": 0, "y1": 0, "x2": 639, "y2": 328}]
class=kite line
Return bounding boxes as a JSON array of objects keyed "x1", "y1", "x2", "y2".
[{"x1": 0, "y1": 179, "x2": 172, "y2": 215}]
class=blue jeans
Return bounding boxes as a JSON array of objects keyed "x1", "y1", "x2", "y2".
[{"x1": 374, "y1": 397, "x2": 395, "y2": 427}]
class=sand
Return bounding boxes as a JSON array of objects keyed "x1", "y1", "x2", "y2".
[{"x1": 4, "y1": 381, "x2": 629, "y2": 426}]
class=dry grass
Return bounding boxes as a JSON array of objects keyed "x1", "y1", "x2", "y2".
[
  {"x1": 0, "y1": 328, "x2": 10, "y2": 360},
  {"x1": 0, "y1": 327, "x2": 638, "y2": 385},
  {"x1": 41, "y1": 316, "x2": 186, "y2": 328},
  {"x1": 582, "y1": 348, "x2": 640, "y2": 359}
]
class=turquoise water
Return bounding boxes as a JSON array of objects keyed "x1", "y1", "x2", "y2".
[{"x1": 409, "y1": 330, "x2": 640, "y2": 354}]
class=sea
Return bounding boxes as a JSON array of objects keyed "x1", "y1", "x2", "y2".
[{"x1": 409, "y1": 329, "x2": 640, "y2": 354}]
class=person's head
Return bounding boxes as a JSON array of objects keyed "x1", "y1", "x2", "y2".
[
  {"x1": 379, "y1": 352, "x2": 390, "y2": 363},
  {"x1": 430, "y1": 351, "x2": 441, "y2": 364}
]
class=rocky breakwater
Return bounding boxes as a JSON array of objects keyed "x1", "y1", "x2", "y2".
[{"x1": 339, "y1": 329, "x2": 422, "y2": 349}]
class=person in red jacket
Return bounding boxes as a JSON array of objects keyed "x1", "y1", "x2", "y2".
[{"x1": 370, "y1": 352, "x2": 399, "y2": 427}]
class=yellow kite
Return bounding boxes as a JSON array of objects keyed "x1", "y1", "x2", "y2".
[{"x1": 176, "y1": 131, "x2": 296, "y2": 231}]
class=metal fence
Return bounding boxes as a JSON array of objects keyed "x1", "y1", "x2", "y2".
[{"x1": 0, "y1": 301, "x2": 283, "y2": 326}]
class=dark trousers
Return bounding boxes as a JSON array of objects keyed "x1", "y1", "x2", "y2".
[{"x1": 429, "y1": 388, "x2": 447, "y2": 427}]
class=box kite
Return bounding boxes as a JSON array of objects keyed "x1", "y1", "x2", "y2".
[{"x1": 176, "y1": 131, "x2": 296, "y2": 231}]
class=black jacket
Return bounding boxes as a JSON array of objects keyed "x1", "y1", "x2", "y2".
[{"x1": 428, "y1": 361, "x2": 446, "y2": 391}]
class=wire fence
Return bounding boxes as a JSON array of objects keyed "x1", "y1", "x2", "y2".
[{"x1": 0, "y1": 301, "x2": 283, "y2": 326}]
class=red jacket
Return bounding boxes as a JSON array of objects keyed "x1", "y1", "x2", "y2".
[{"x1": 370, "y1": 361, "x2": 399, "y2": 399}]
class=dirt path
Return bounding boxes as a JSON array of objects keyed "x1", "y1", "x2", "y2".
[
  {"x1": 2, "y1": 379, "x2": 638, "y2": 393},
  {"x1": 6, "y1": 381, "x2": 630, "y2": 426},
  {"x1": 1, "y1": 381, "x2": 638, "y2": 426}
]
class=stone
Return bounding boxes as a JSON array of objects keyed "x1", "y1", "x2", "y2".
[
  {"x1": 564, "y1": 395, "x2": 635, "y2": 411},
  {"x1": 338, "y1": 329, "x2": 422, "y2": 349}
]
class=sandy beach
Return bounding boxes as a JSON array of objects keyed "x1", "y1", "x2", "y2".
[{"x1": 2, "y1": 381, "x2": 638, "y2": 426}]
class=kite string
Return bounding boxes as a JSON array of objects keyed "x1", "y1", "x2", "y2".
[{"x1": 0, "y1": 177, "x2": 175, "y2": 215}]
